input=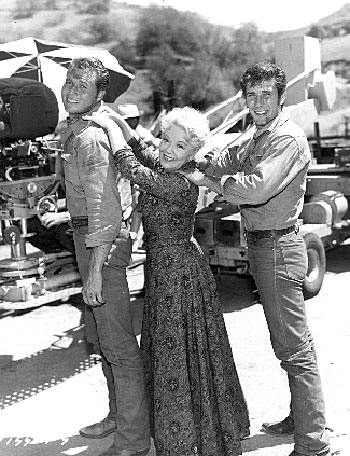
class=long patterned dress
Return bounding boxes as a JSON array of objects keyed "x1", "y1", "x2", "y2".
[{"x1": 114, "y1": 138, "x2": 250, "y2": 456}]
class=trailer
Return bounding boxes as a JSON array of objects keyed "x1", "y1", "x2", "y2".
[{"x1": 194, "y1": 178, "x2": 350, "y2": 299}]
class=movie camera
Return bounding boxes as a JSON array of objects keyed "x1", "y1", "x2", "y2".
[{"x1": 0, "y1": 77, "x2": 65, "y2": 286}]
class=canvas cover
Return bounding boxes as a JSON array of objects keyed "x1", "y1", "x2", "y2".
[{"x1": 0, "y1": 78, "x2": 59, "y2": 140}]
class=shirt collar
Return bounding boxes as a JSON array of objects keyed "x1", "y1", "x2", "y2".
[
  {"x1": 60, "y1": 107, "x2": 97, "y2": 143},
  {"x1": 253, "y1": 110, "x2": 290, "y2": 140}
]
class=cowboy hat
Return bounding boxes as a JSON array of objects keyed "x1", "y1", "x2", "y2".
[{"x1": 116, "y1": 104, "x2": 143, "y2": 118}]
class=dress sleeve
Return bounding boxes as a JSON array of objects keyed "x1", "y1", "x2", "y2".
[
  {"x1": 127, "y1": 136, "x2": 159, "y2": 169},
  {"x1": 204, "y1": 145, "x2": 241, "y2": 178},
  {"x1": 114, "y1": 142, "x2": 191, "y2": 203}
]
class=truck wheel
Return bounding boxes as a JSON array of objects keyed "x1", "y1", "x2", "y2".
[{"x1": 302, "y1": 232, "x2": 326, "y2": 300}]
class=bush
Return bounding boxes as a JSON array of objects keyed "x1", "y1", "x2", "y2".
[
  {"x1": 110, "y1": 40, "x2": 138, "y2": 74},
  {"x1": 83, "y1": 17, "x2": 116, "y2": 45},
  {"x1": 77, "y1": 0, "x2": 111, "y2": 14},
  {"x1": 44, "y1": 12, "x2": 65, "y2": 28},
  {"x1": 13, "y1": 0, "x2": 34, "y2": 20}
]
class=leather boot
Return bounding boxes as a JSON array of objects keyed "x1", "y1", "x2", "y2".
[
  {"x1": 261, "y1": 415, "x2": 295, "y2": 435},
  {"x1": 79, "y1": 416, "x2": 117, "y2": 438}
]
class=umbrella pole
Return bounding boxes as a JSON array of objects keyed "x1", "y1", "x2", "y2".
[{"x1": 37, "y1": 55, "x2": 42, "y2": 83}]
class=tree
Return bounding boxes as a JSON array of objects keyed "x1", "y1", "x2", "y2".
[
  {"x1": 227, "y1": 23, "x2": 268, "y2": 88},
  {"x1": 135, "y1": 7, "x2": 270, "y2": 110},
  {"x1": 307, "y1": 25, "x2": 324, "y2": 39},
  {"x1": 110, "y1": 39, "x2": 138, "y2": 73},
  {"x1": 178, "y1": 53, "x2": 236, "y2": 110},
  {"x1": 77, "y1": 0, "x2": 111, "y2": 14},
  {"x1": 45, "y1": 0, "x2": 58, "y2": 9},
  {"x1": 13, "y1": 0, "x2": 34, "y2": 19},
  {"x1": 136, "y1": 7, "x2": 206, "y2": 58},
  {"x1": 83, "y1": 17, "x2": 115, "y2": 45}
]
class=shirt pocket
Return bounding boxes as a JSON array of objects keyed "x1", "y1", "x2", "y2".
[{"x1": 61, "y1": 148, "x2": 76, "y2": 164}]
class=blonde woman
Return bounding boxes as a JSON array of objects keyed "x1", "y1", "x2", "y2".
[{"x1": 84, "y1": 107, "x2": 250, "y2": 456}]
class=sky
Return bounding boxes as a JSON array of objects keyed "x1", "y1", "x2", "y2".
[{"x1": 117, "y1": 0, "x2": 349, "y2": 32}]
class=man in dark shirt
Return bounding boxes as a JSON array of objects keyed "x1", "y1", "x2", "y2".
[
  {"x1": 180, "y1": 62, "x2": 330, "y2": 456},
  {"x1": 60, "y1": 57, "x2": 150, "y2": 456}
]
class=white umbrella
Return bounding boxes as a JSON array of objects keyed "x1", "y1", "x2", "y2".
[{"x1": 0, "y1": 37, "x2": 135, "y2": 122}]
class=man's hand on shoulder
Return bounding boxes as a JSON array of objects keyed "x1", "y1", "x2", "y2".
[
  {"x1": 177, "y1": 168, "x2": 209, "y2": 186},
  {"x1": 178, "y1": 167, "x2": 225, "y2": 198},
  {"x1": 193, "y1": 155, "x2": 210, "y2": 172}
]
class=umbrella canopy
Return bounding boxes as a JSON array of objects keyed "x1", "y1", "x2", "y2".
[{"x1": 0, "y1": 37, "x2": 135, "y2": 122}]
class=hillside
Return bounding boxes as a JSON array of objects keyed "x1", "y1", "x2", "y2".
[
  {"x1": 0, "y1": 1, "x2": 141, "y2": 44},
  {"x1": 3, "y1": 1, "x2": 350, "y2": 64},
  {"x1": 269, "y1": 2, "x2": 350, "y2": 40},
  {"x1": 317, "y1": 3, "x2": 350, "y2": 26},
  {"x1": 0, "y1": 0, "x2": 158, "y2": 121},
  {"x1": 2, "y1": 0, "x2": 350, "y2": 132},
  {"x1": 321, "y1": 35, "x2": 350, "y2": 62}
]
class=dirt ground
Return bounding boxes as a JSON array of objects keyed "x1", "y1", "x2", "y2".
[{"x1": 0, "y1": 243, "x2": 349, "y2": 456}]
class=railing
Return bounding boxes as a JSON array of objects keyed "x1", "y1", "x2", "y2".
[{"x1": 204, "y1": 67, "x2": 320, "y2": 137}]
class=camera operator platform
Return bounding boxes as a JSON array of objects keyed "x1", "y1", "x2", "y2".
[{"x1": 0, "y1": 78, "x2": 80, "y2": 306}]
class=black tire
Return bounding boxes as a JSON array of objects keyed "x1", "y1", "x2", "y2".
[{"x1": 302, "y1": 232, "x2": 326, "y2": 300}]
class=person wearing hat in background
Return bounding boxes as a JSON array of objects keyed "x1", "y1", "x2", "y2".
[
  {"x1": 116, "y1": 104, "x2": 159, "y2": 249},
  {"x1": 116, "y1": 104, "x2": 159, "y2": 148}
]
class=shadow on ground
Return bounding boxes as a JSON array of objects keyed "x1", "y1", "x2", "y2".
[{"x1": 325, "y1": 243, "x2": 350, "y2": 273}]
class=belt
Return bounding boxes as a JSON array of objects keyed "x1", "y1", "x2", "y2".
[
  {"x1": 246, "y1": 224, "x2": 298, "y2": 240},
  {"x1": 70, "y1": 216, "x2": 88, "y2": 229}
]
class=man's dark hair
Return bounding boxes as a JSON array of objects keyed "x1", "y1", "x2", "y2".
[
  {"x1": 240, "y1": 62, "x2": 286, "y2": 100},
  {"x1": 68, "y1": 57, "x2": 110, "y2": 93}
]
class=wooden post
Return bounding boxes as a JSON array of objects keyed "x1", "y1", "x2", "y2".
[{"x1": 314, "y1": 122, "x2": 321, "y2": 162}]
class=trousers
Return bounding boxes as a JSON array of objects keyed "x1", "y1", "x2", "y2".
[
  {"x1": 247, "y1": 230, "x2": 330, "y2": 456},
  {"x1": 73, "y1": 227, "x2": 150, "y2": 451}
]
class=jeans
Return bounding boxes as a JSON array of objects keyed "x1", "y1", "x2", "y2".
[
  {"x1": 73, "y1": 226, "x2": 150, "y2": 451},
  {"x1": 247, "y1": 230, "x2": 330, "y2": 456}
]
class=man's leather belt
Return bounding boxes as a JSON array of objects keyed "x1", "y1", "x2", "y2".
[
  {"x1": 247, "y1": 225, "x2": 297, "y2": 240},
  {"x1": 70, "y1": 216, "x2": 88, "y2": 229}
]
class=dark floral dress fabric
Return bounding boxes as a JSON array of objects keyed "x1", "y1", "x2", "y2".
[{"x1": 114, "y1": 138, "x2": 250, "y2": 456}]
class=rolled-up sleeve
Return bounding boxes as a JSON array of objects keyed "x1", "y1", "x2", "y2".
[
  {"x1": 203, "y1": 146, "x2": 241, "y2": 178},
  {"x1": 220, "y1": 135, "x2": 310, "y2": 205},
  {"x1": 78, "y1": 129, "x2": 122, "y2": 247}
]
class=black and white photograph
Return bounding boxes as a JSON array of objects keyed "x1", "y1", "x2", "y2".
[{"x1": 0, "y1": 1, "x2": 348, "y2": 455}]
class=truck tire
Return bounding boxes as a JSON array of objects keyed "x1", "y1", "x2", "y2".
[{"x1": 302, "y1": 232, "x2": 326, "y2": 300}]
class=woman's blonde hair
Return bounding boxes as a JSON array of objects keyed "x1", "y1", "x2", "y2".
[{"x1": 161, "y1": 107, "x2": 209, "y2": 150}]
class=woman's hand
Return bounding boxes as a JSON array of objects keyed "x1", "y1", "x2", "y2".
[
  {"x1": 97, "y1": 105, "x2": 135, "y2": 142},
  {"x1": 97, "y1": 105, "x2": 124, "y2": 125},
  {"x1": 82, "y1": 111, "x2": 115, "y2": 130},
  {"x1": 83, "y1": 112, "x2": 129, "y2": 151}
]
